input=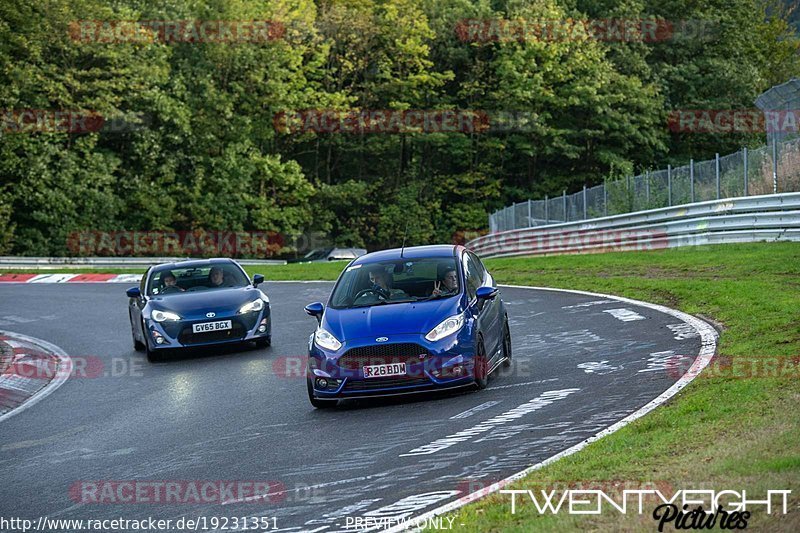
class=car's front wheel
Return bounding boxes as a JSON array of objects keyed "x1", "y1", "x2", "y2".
[
  {"x1": 474, "y1": 335, "x2": 489, "y2": 390},
  {"x1": 131, "y1": 311, "x2": 145, "y2": 352},
  {"x1": 501, "y1": 320, "x2": 512, "y2": 368},
  {"x1": 255, "y1": 336, "x2": 271, "y2": 349},
  {"x1": 307, "y1": 379, "x2": 337, "y2": 409},
  {"x1": 142, "y1": 319, "x2": 160, "y2": 363}
]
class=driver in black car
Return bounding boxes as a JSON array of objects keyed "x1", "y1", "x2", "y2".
[{"x1": 160, "y1": 271, "x2": 184, "y2": 294}]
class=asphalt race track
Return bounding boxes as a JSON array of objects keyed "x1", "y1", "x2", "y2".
[{"x1": 0, "y1": 282, "x2": 711, "y2": 531}]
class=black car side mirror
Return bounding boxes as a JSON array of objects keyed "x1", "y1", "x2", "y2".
[
  {"x1": 253, "y1": 274, "x2": 265, "y2": 287},
  {"x1": 304, "y1": 302, "x2": 324, "y2": 324},
  {"x1": 126, "y1": 287, "x2": 141, "y2": 298}
]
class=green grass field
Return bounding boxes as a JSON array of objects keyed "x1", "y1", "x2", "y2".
[
  {"x1": 451, "y1": 243, "x2": 800, "y2": 531},
  {"x1": 2, "y1": 243, "x2": 798, "y2": 529}
]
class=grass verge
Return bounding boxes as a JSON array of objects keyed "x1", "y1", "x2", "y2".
[{"x1": 449, "y1": 242, "x2": 800, "y2": 531}]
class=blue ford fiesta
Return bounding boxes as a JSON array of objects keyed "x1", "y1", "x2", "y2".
[
  {"x1": 126, "y1": 258, "x2": 271, "y2": 362},
  {"x1": 304, "y1": 245, "x2": 511, "y2": 408}
]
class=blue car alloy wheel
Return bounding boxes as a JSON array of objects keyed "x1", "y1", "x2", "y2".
[
  {"x1": 126, "y1": 258, "x2": 271, "y2": 362},
  {"x1": 304, "y1": 245, "x2": 511, "y2": 408}
]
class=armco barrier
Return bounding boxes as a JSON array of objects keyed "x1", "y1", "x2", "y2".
[
  {"x1": 467, "y1": 193, "x2": 800, "y2": 258},
  {"x1": 0, "y1": 256, "x2": 287, "y2": 269}
]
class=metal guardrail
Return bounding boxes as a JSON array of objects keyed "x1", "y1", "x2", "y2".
[
  {"x1": 0, "y1": 256, "x2": 288, "y2": 269},
  {"x1": 489, "y1": 135, "x2": 800, "y2": 232},
  {"x1": 467, "y1": 193, "x2": 800, "y2": 258}
]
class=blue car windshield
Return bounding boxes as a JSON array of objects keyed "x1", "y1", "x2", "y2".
[
  {"x1": 329, "y1": 258, "x2": 461, "y2": 309},
  {"x1": 148, "y1": 264, "x2": 249, "y2": 296}
]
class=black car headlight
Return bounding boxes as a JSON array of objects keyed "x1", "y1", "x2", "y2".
[
  {"x1": 152, "y1": 310, "x2": 181, "y2": 322},
  {"x1": 238, "y1": 299, "x2": 265, "y2": 314}
]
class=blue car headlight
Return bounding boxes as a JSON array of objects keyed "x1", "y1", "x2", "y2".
[
  {"x1": 238, "y1": 299, "x2": 265, "y2": 314},
  {"x1": 425, "y1": 313, "x2": 465, "y2": 342},
  {"x1": 152, "y1": 310, "x2": 181, "y2": 322},
  {"x1": 314, "y1": 327, "x2": 342, "y2": 351}
]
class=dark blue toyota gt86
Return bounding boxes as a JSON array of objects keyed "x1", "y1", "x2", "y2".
[
  {"x1": 304, "y1": 245, "x2": 511, "y2": 408},
  {"x1": 126, "y1": 258, "x2": 271, "y2": 361}
]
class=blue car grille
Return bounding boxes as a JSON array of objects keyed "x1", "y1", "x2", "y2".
[
  {"x1": 337, "y1": 343, "x2": 430, "y2": 370},
  {"x1": 343, "y1": 376, "x2": 432, "y2": 391}
]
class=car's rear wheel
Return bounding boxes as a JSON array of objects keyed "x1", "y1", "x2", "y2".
[
  {"x1": 131, "y1": 311, "x2": 145, "y2": 352},
  {"x1": 501, "y1": 319, "x2": 512, "y2": 368},
  {"x1": 307, "y1": 379, "x2": 337, "y2": 409},
  {"x1": 474, "y1": 335, "x2": 489, "y2": 390}
]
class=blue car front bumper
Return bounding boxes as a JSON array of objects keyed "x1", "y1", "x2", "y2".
[{"x1": 307, "y1": 327, "x2": 477, "y2": 398}]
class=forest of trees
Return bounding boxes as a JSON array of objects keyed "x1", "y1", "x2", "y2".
[{"x1": 0, "y1": 0, "x2": 797, "y2": 256}]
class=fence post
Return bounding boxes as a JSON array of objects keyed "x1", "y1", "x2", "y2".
[
  {"x1": 772, "y1": 137, "x2": 778, "y2": 193},
  {"x1": 527, "y1": 200, "x2": 532, "y2": 227},
  {"x1": 627, "y1": 176, "x2": 632, "y2": 212},
  {"x1": 562, "y1": 190, "x2": 567, "y2": 222},
  {"x1": 582, "y1": 185, "x2": 587, "y2": 220},
  {"x1": 690, "y1": 159, "x2": 695, "y2": 203},
  {"x1": 603, "y1": 183, "x2": 608, "y2": 217},
  {"x1": 667, "y1": 164, "x2": 672, "y2": 206},
  {"x1": 545, "y1": 195, "x2": 549, "y2": 224},
  {"x1": 743, "y1": 147, "x2": 748, "y2": 196},
  {"x1": 645, "y1": 170, "x2": 650, "y2": 206},
  {"x1": 715, "y1": 153, "x2": 721, "y2": 199}
]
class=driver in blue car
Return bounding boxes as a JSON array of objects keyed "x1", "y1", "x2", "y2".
[{"x1": 368, "y1": 268, "x2": 408, "y2": 300}]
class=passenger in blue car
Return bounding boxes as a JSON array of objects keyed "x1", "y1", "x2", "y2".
[{"x1": 432, "y1": 268, "x2": 459, "y2": 297}]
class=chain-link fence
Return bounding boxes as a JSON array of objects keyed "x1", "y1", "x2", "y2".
[{"x1": 489, "y1": 136, "x2": 800, "y2": 232}]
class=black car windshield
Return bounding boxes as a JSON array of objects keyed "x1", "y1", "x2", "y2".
[
  {"x1": 329, "y1": 258, "x2": 461, "y2": 309},
  {"x1": 148, "y1": 264, "x2": 249, "y2": 296}
]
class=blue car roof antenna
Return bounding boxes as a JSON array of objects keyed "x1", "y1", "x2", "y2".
[{"x1": 400, "y1": 220, "x2": 409, "y2": 258}]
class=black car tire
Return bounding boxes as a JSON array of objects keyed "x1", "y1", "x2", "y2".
[
  {"x1": 131, "y1": 312, "x2": 145, "y2": 352},
  {"x1": 307, "y1": 379, "x2": 337, "y2": 409},
  {"x1": 255, "y1": 336, "x2": 271, "y2": 348},
  {"x1": 142, "y1": 319, "x2": 160, "y2": 363},
  {"x1": 502, "y1": 320, "x2": 512, "y2": 368},
  {"x1": 474, "y1": 335, "x2": 489, "y2": 390}
]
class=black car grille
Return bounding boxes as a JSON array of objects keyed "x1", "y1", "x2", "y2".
[
  {"x1": 178, "y1": 322, "x2": 247, "y2": 345},
  {"x1": 343, "y1": 376, "x2": 432, "y2": 391},
  {"x1": 337, "y1": 343, "x2": 430, "y2": 370}
]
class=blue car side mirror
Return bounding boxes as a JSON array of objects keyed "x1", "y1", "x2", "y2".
[
  {"x1": 126, "y1": 287, "x2": 141, "y2": 298},
  {"x1": 305, "y1": 302, "x2": 324, "y2": 322},
  {"x1": 253, "y1": 274, "x2": 265, "y2": 287},
  {"x1": 476, "y1": 286, "x2": 498, "y2": 300}
]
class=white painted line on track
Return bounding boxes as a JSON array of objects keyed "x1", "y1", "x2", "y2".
[
  {"x1": 489, "y1": 378, "x2": 559, "y2": 390},
  {"x1": 0, "y1": 331, "x2": 73, "y2": 424},
  {"x1": 385, "y1": 284, "x2": 718, "y2": 532},
  {"x1": 449, "y1": 400, "x2": 502, "y2": 420},
  {"x1": 603, "y1": 307, "x2": 646, "y2": 322}
]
